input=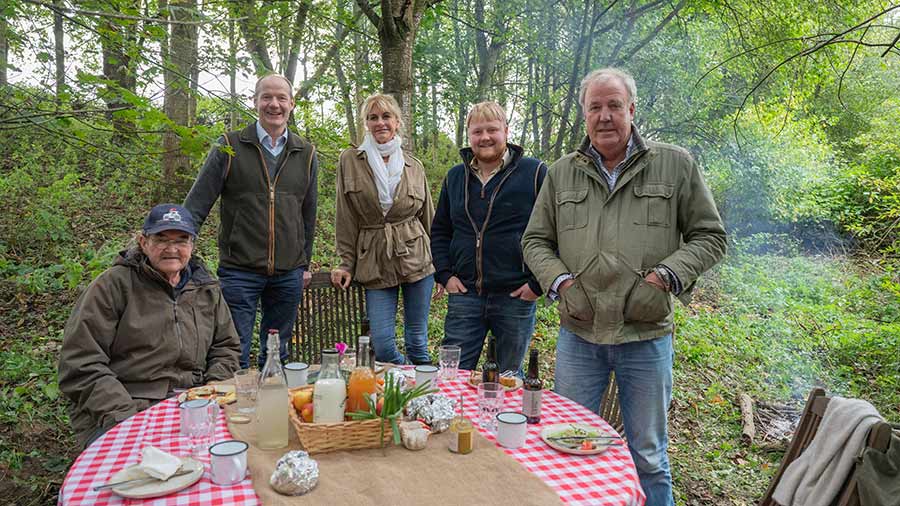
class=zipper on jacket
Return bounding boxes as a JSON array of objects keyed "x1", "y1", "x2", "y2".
[
  {"x1": 463, "y1": 162, "x2": 519, "y2": 294},
  {"x1": 254, "y1": 145, "x2": 277, "y2": 276},
  {"x1": 173, "y1": 300, "x2": 184, "y2": 368}
]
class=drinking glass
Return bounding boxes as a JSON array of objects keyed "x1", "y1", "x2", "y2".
[
  {"x1": 182, "y1": 398, "x2": 215, "y2": 457},
  {"x1": 340, "y1": 351, "x2": 356, "y2": 382},
  {"x1": 477, "y1": 382, "x2": 504, "y2": 434},
  {"x1": 234, "y1": 369, "x2": 258, "y2": 415},
  {"x1": 439, "y1": 345, "x2": 461, "y2": 381}
]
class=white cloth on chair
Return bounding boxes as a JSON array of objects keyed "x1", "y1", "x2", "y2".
[{"x1": 773, "y1": 396, "x2": 883, "y2": 506}]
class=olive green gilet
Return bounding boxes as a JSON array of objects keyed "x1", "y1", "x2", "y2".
[{"x1": 218, "y1": 123, "x2": 315, "y2": 275}]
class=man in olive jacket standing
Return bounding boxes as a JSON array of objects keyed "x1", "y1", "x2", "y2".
[
  {"x1": 522, "y1": 68, "x2": 726, "y2": 506},
  {"x1": 184, "y1": 74, "x2": 318, "y2": 369}
]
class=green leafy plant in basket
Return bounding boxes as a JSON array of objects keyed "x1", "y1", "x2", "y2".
[{"x1": 346, "y1": 372, "x2": 437, "y2": 446}]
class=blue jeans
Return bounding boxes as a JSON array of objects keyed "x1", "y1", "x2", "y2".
[
  {"x1": 442, "y1": 292, "x2": 536, "y2": 375},
  {"x1": 218, "y1": 266, "x2": 304, "y2": 369},
  {"x1": 365, "y1": 275, "x2": 434, "y2": 365},
  {"x1": 554, "y1": 327, "x2": 674, "y2": 506}
]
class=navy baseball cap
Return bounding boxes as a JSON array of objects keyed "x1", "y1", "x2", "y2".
[{"x1": 143, "y1": 204, "x2": 198, "y2": 237}]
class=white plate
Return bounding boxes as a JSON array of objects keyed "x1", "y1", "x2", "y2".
[
  {"x1": 176, "y1": 384, "x2": 236, "y2": 405},
  {"x1": 466, "y1": 373, "x2": 523, "y2": 392},
  {"x1": 107, "y1": 457, "x2": 204, "y2": 499},
  {"x1": 540, "y1": 423, "x2": 618, "y2": 455}
]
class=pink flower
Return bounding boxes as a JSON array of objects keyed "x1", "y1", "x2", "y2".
[{"x1": 335, "y1": 342, "x2": 348, "y2": 356}]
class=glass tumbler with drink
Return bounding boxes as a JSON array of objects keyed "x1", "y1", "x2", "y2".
[
  {"x1": 231, "y1": 368, "x2": 258, "y2": 424},
  {"x1": 439, "y1": 344, "x2": 461, "y2": 381},
  {"x1": 477, "y1": 382, "x2": 504, "y2": 434},
  {"x1": 181, "y1": 398, "x2": 216, "y2": 457}
]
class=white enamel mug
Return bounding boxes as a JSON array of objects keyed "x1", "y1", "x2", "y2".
[
  {"x1": 496, "y1": 412, "x2": 528, "y2": 449},
  {"x1": 284, "y1": 362, "x2": 310, "y2": 388},
  {"x1": 415, "y1": 365, "x2": 439, "y2": 388},
  {"x1": 209, "y1": 440, "x2": 249, "y2": 486}
]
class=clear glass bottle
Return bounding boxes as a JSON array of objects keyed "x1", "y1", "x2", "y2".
[
  {"x1": 313, "y1": 349, "x2": 346, "y2": 423},
  {"x1": 347, "y1": 337, "x2": 376, "y2": 414},
  {"x1": 256, "y1": 329, "x2": 289, "y2": 449}
]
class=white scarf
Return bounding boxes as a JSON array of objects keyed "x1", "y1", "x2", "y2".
[{"x1": 360, "y1": 132, "x2": 404, "y2": 213}]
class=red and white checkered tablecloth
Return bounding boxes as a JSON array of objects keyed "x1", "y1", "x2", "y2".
[
  {"x1": 60, "y1": 378, "x2": 645, "y2": 506},
  {"x1": 440, "y1": 378, "x2": 645, "y2": 506},
  {"x1": 58, "y1": 399, "x2": 260, "y2": 506}
]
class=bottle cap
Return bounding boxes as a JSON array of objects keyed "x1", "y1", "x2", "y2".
[{"x1": 358, "y1": 335, "x2": 370, "y2": 344}]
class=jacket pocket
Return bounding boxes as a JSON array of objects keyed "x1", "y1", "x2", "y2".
[
  {"x1": 623, "y1": 274, "x2": 672, "y2": 323},
  {"x1": 556, "y1": 188, "x2": 589, "y2": 231},
  {"x1": 560, "y1": 276, "x2": 595, "y2": 323},
  {"x1": 396, "y1": 222, "x2": 433, "y2": 278},
  {"x1": 274, "y1": 193, "x2": 303, "y2": 269},
  {"x1": 226, "y1": 193, "x2": 269, "y2": 268},
  {"x1": 354, "y1": 230, "x2": 379, "y2": 285},
  {"x1": 633, "y1": 183, "x2": 674, "y2": 227}
]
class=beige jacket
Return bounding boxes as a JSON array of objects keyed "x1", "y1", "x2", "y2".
[{"x1": 335, "y1": 147, "x2": 435, "y2": 289}]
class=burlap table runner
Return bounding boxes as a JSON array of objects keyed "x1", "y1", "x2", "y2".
[{"x1": 224, "y1": 404, "x2": 562, "y2": 505}]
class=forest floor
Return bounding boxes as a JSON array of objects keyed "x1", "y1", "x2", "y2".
[{"x1": 1, "y1": 246, "x2": 898, "y2": 505}]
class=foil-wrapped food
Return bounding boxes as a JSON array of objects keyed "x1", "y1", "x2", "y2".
[
  {"x1": 270, "y1": 450, "x2": 318, "y2": 496},
  {"x1": 383, "y1": 368, "x2": 409, "y2": 390},
  {"x1": 406, "y1": 393, "x2": 456, "y2": 433}
]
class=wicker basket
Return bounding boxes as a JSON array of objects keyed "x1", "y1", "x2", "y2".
[{"x1": 288, "y1": 386, "x2": 392, "y2": 454}]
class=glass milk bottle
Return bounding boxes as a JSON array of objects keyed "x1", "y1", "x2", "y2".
[
  {"x1": 314, "y1": 349, "x2": 346, "y2": 423},
  {"x1": 256, "y1": 329, "x2": 289, "y2": 449}
]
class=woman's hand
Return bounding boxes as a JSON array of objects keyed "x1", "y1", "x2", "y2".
[{"x1": 331, "y1": 269, "x2": 352, "y2": 289}]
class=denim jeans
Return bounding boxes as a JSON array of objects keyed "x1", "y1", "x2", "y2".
[
  {"x1": 218, "y1": 266, "x2": 304, "y2": 369},
  {"x1": 365, "y1": 274, "x2": 434, "y2": 365},
  {"x1": 442, "y1": 292, "x2": 536, "y2": 375},
  {"x1": 554, "y1": 327, "x2": 674, "y2": 506}
]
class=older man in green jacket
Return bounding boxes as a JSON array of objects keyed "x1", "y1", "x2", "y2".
[{"x1": 522, "y1": 68, "x2": 726, "y2": 506}]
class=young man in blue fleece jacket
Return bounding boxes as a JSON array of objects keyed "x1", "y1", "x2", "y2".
[{"x1": 431, "y1": 101, "x2": 548, "y2": 374}]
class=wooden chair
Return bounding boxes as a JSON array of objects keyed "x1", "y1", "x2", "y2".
[
  {"x1": 600, "y1": 372, "x2": 624, "y2": 435},
  {"x1": 759, "y1": 388, "x2": 894, "y2": 506},
  {"x1": 290, "y1": 271, "x2": 367, "y2": 364}
]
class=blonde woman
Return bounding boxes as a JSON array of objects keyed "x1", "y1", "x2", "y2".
[{"x1": 331, "y1": 94, "x2": 435, "y2": 364}]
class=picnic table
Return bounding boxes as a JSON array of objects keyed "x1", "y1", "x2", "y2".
[{"x1": 59, "y1": 375, "x2": 646, "y2": 506}]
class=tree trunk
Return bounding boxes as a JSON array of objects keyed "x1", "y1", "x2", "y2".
[
  {"x1": 380, "y1": 31, "x2": 416, "y2": 146},
  {"x1": 356, "y1": 0, "x2": 435, "y2": 149},
  {"x1": 0, "y1": 9, "x2": 7, "y2": 88},
  {"x1": 160, "y1": 0, "x2": 197, "y2": 202},
  {"x1": 228, "y1": 17, "x2": 238, "y2": 130},
  {"x1": 335, "y1": 59, "x2": 357, "y2": 144},
  {"x1": 233, "y1": 1, "x2": 274, "y2": 74},
  {"x1": 552, "y1": 0, "x2": 592, "y2": 160},
  {"x1": 472, "y1": 0, "x2": 506, "y2": 102},
  {"x1": 100, "y1": 14, "x2": 138, "y2": 144},
  {"x1": 284, "y1": 0, "x2": 312, "y2": 85},
  {"x1": 53, "y1": 0, "x2": 65, "y2": 101}
]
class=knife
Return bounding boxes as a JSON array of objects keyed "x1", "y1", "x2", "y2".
[{"x1": 93, "y1": 469, "x2": 194, "y2": 491}]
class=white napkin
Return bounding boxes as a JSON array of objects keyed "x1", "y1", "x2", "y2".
[{"x1": 138, "y1": 446, "x2": 182, "y2": 480}]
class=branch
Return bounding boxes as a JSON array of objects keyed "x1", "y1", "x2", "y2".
[
  {"x1": 24, "y1": 0, "x2": 243, "y2": 25},
  {"x1": 355, "y1": 0, "x2": 381, "y2": 27},
  {"x1": 613, "y1": 0, "x2": 685, "y2": 66},
  {"x1": 295, "y1": 10, "x2": 363, "y2": 100}
]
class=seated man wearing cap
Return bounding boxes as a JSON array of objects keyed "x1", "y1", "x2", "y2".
[{"x1": 59, "y1": 204, "x2": 241, "y2": 448}]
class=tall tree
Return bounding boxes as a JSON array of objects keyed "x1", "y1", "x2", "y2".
[
  {"x1": 98, "y1": 1, "x2": 140, "y2": 143},
  {"x1": 160, "y1": 0, "x2": 198, "y2": 201},
  {"x1": 53, "y1": 0, "x2": 65, "y2": 101},
  {"x1": 0, "y1": 2, "x2": 8, "y2": 89},
  {"x1": 355, "y1": 0, "x2": 440, "y2": 146}
]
